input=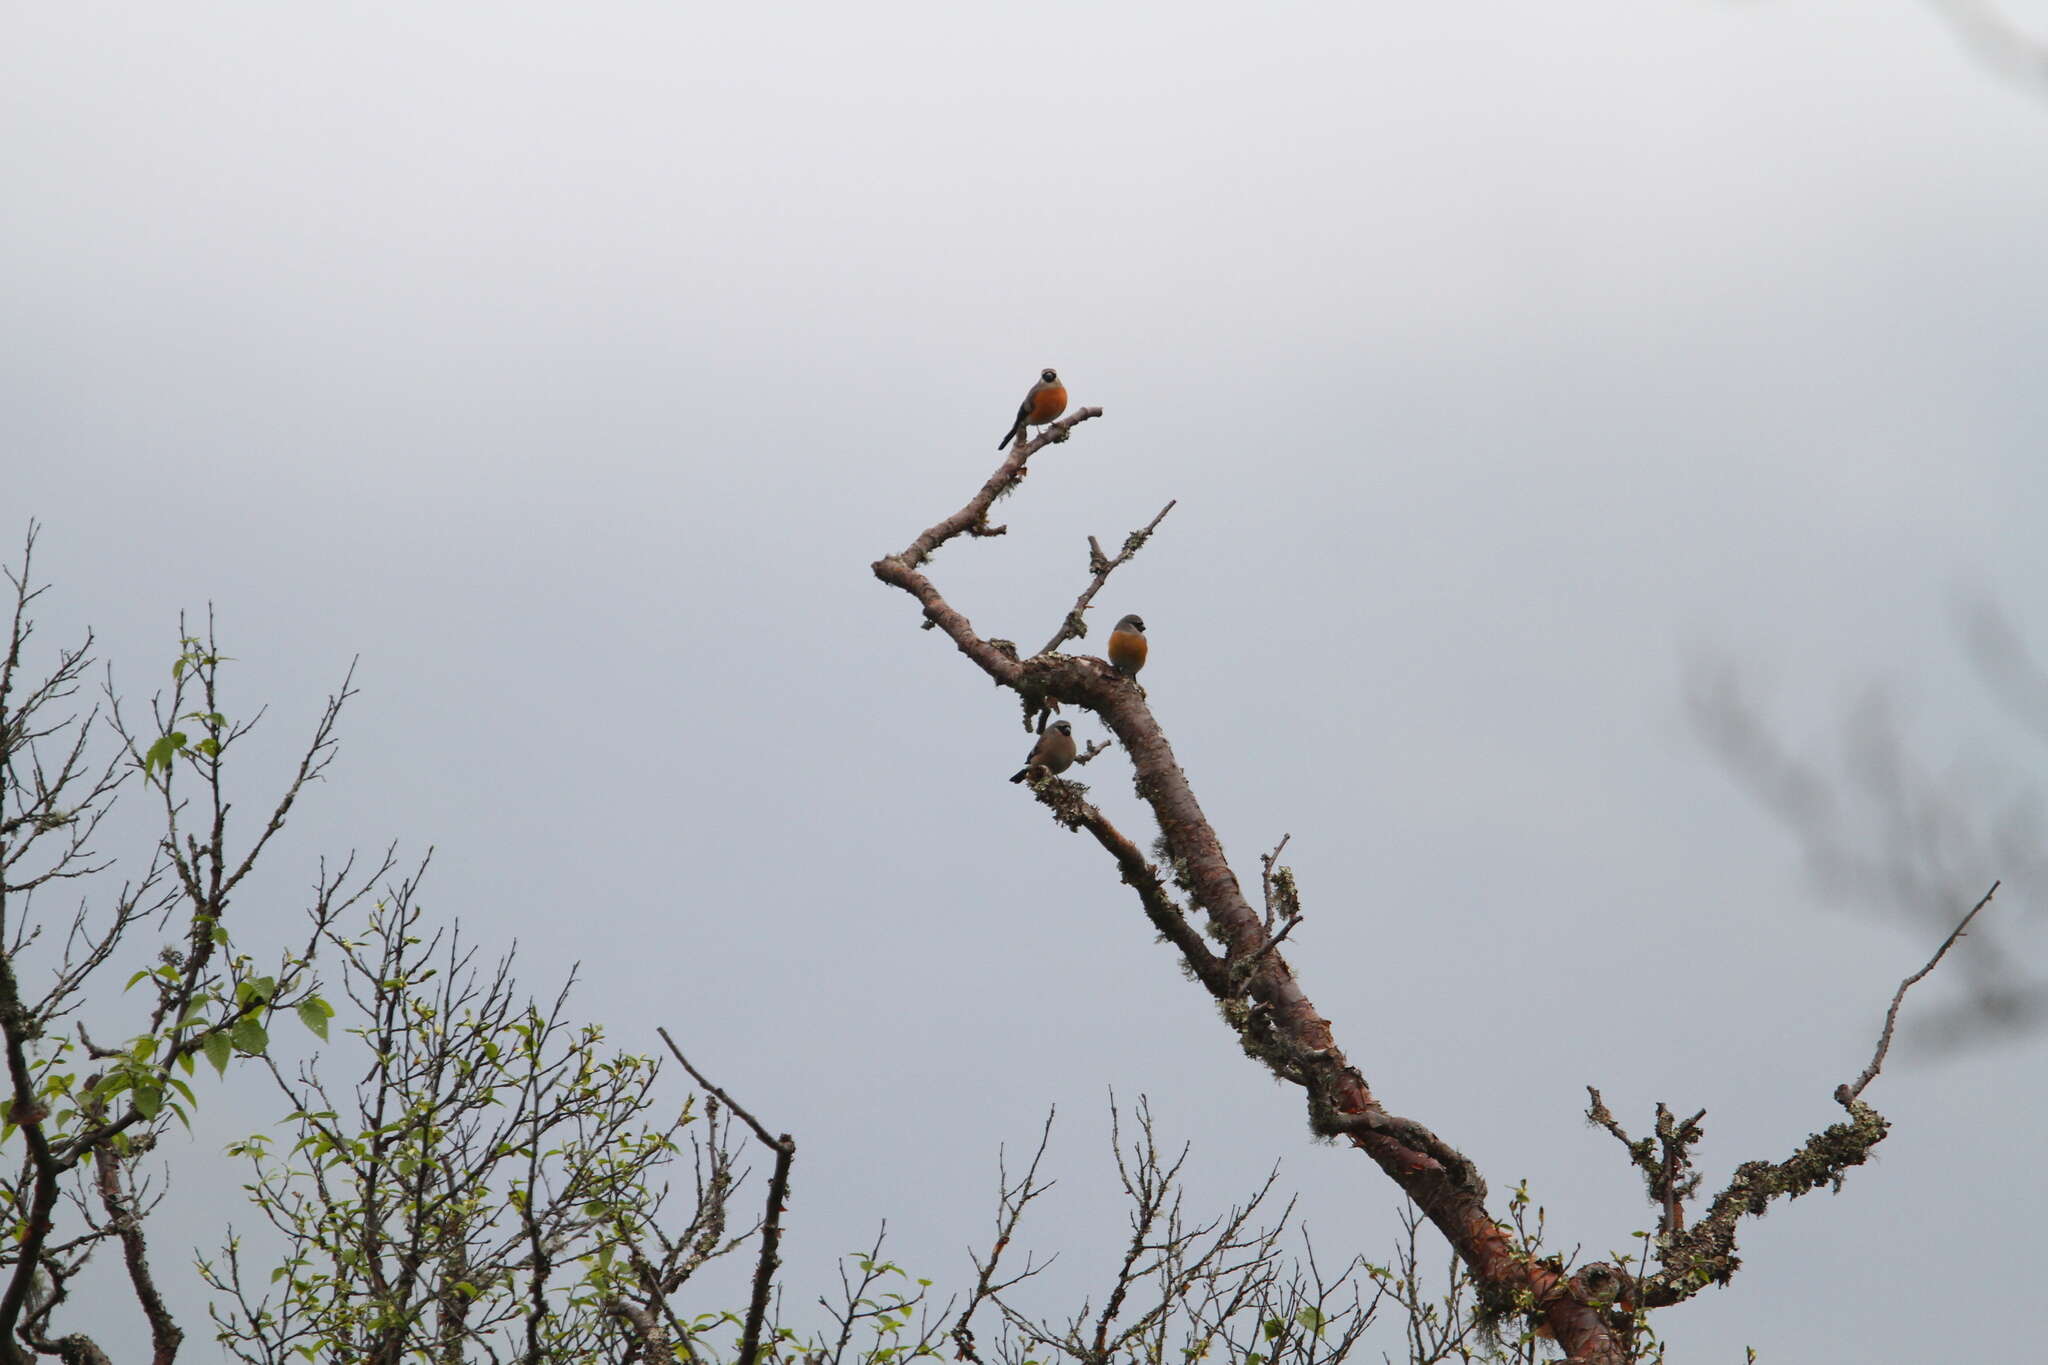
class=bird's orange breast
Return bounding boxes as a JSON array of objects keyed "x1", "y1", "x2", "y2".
[
  {"x1": 1108, "y1": 630, "x2": 1147, "y2": 675},
  {"x1": 1028, "y1": 384, "x2": 1068, "y2": 424}
]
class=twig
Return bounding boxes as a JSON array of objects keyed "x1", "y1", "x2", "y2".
[
  {"x1": 1651, "y1": 1104, "x2": 1704, "y2": 1236},
  {"x1": 1583, "y1": 1089, "x2": 1646, "y2": 1166},
  {"x1": 1584, "y1": 1090, "x2": 1703, "y2": 1238},
  {"x1": 1038, "y1": 500, "x2": 1177, "y2": 657},
  {"x1": 952, "y1": 1111, "x2": 1060, "y2": 1364},
  {"x1": 1838, "y1": 880, "x2": 2000, "y2": 1103},
  {"x1": 657, "y1": 1029, "x2": 795, "y2": 1365},
  {"x1": 1248, "y1": 914, "x2": 1302, "y2": 965},
  {"x1": 1259, "y1": 836, "x2": 1291, "y2": 934},
  {"x1": 1237, "y1": 838, "x2": 1303, "y2": 975}
]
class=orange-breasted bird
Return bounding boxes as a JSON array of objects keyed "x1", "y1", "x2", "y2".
[
  {"x1": 1107, "y1": 614, "x2": 1147, "y2": 679},
  {"x1": 998, "y1": 368, "x2": 1068, "y2": 449},
  {"x1": 1009, "y1": 718, "x2": 1077, "y2": 783}
]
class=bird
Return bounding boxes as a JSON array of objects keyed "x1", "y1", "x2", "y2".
[
  {"x1": 998, "y1": 368, "x2": 1068, "y2": 449},
  {"x1": 1107, "y1": 614, "x2": 1147, "y2": 679},
  {"x1": 1009, "y1": 719, "x2": 1077, "y2": 783}
]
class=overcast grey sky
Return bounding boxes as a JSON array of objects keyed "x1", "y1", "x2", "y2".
[{"x1": 6, "y1": 2, "x2": 2047, "y2": 1359}]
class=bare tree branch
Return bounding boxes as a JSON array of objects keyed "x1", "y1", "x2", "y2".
[
  {"x1": 953, "y1": 1110, "x2": 1059, "y2": 1365},
  {"x1": 1584, "y1": 1091, "x2": 1702, "y2": 1239},
  {"x1": 871, "y1": 428, "x2": 1627, "y2": 1360},
  {"x1": 657, "y1": 1028, "x2": 794, "y2": 1365},
  {"x1": 1038, "y1": 501, "x2": 1177, "y2": 658},
  {"x1": 965, "y1": 1099, "x2": 1379, "y2": 1365},
  {"x1": 1840, "y1": 880, "x2": 2000, "y2": 1102}
]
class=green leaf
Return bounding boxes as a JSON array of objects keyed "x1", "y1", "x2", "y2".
[
  {"x1": 133, "y1": 1085, "x2": 163, "y2": 1120},
  {"x1": 144, "y1": 732, "x2": 188, "y2": 775},
  {"x1": 196, "y1": 737, "x2": 221, "y2": 757},
  {"x1": 1262, "y1": 1319, "x2": 1283, "y2": 1343},
  {"x1": 230, "y1": 1016, "x2": 269, "y2": 1057},
  {"x1": 1295, "y1": 1308, "x2": 1326, "y2": 1337},
  {"x1": 296, "y1": 998, "x2": 332, "y2": 1041}
]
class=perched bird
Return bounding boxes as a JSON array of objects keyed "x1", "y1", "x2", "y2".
[
  {"x1": 998, "y1": 368, "x2": 1068, "y2": 449},
  {"x1": 1107, "y1": 613, "x2": 1148, "y2": 679},
  {"x1": 1009, "y1": 719, "x2": 1077, "y2": 783}
]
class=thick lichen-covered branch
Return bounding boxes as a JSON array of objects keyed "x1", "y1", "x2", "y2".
[
  {"x1": 872, "y1": 424, "x2": 1624, "y2": 1361},
  {"x1": 1587, "y1": 883, "x2": 1998, "y2": 1314},
  {"x1": 1636, "y1": 1097, "x2": 1889, "y2": 1308}
]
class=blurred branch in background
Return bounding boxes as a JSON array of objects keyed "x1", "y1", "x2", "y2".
[
  {"x1": 1685, "y1": 608, "x2": 2048, "y2": 1055},
  {"x1": 1957, "y1": 591, "x2": 2048, "y2": 745},
  {"x1": 1926, "y1": 0, "x2": 2048, "y2": 91}
]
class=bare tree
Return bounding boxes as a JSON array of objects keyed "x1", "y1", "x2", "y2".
[
  {"x1": 952, "y1": 1099, "x2": 1382, "y2": 1365},
  {"x1": 870, "y1": 415, "x2": 1996, "y2": 1362}
]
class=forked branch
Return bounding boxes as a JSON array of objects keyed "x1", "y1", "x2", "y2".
[
  {"x1": 872, "y1": 421, "x2": 2000, "y2": 1363},
  {"x1": 1039, "y1": 501, "x2": 1177, "y2": 657},
  {"x1": 870, "y1": 424, "x2": 1619, "y2": 1358},
  {"x1": 1589, "y1": 881, "x2": 2001, "y2": 1309}
]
